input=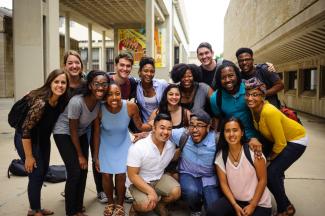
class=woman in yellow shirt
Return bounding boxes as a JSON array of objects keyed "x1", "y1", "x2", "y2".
[{"x1": 245, "y1": 77, "x2": 307, "y2": 216}]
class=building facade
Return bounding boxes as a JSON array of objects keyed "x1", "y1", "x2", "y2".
[{"x1": 224, "y1": 0, "x2": 325, "y2": 118}]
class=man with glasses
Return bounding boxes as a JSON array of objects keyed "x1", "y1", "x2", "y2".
[
  {"x1": 236, "y1": 47, "x2": 284, "y2": 108},
  {"x1": 170, "y1": 109, "x2": 222, "y2": 216}
]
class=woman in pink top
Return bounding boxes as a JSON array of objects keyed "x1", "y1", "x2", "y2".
[{"x1": 214, "y1": 117, "x2": 272, "y2": 216}]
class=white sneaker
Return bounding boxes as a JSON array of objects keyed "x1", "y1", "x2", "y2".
[
  {"x1": 97, "y1": 191, "x2": 108, "y2": 203},
  {"x1": 190, "y1": 211, "x2": 202, "y2": 216}
]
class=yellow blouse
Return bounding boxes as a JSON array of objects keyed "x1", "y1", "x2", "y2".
[{"x1": 252, "y1": 102, "x2": 306, "y2": 154}]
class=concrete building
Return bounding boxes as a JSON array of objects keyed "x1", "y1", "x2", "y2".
[
  {"x1": 224, "y1": 0, "x2": 325, "y2": 118},
  {"x1": 12, "y1": 0, "x2": 190, "y2": 100}
]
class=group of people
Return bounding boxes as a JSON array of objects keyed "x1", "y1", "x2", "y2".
[{"x1": 13, "y1": 42, "x2": 307, "y2": 216}]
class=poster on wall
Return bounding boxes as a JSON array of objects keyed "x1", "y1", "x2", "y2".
[{"x1": 118, "y1": 28, "x2": 164, "y2": 67}]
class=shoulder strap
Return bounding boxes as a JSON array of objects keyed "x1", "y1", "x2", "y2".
[
  {"x1": 243, "y1": 143, "x2": 254, "y2": 167},
  {"x1": 179, "y1": 130, "x2": 190, "y2": 152},
  {"x1": 216, "y1": 90, "x2": 225, "y2": 116},
  {"x1": 222, "y1": 148, "x2": 228, "y2": 167}
]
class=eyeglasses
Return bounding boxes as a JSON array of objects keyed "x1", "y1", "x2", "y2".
[
  {"x1": 245, "y1": 92, "x2": 263, "y2": 97},
  {"x1": 92, "y1": 82, "x2": 109, "y2": 88},
  {"x1": 189, "y1": 124, "x2": 208, "y2": 130},
  {"x1": 238, "y1": 58, "x2": 253, "y2": 63}
]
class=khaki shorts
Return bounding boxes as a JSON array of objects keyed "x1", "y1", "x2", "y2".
[{"x1": 129, "y1": 174, "x2": 180, "y2": 204}]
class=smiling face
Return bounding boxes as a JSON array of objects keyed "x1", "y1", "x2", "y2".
[
  {"x1": 115, "y1": 58, "x2": 132, "y2": 79},
  {"x1": 51, "y1": 73, "x2": 68, "y2": 97},
  {"x1": 189, "y1": 117, "x2": 209, "y2": 143},
  {"x1": 245, "y1": 88, "x2": 264, "y2": 110},
  {"x1": 197, "y1": 47, "x2": 214, "y2": 67},
  {"x1": 220, "y1": 66, "x2": 238, "y2": 94},
  {"x1": 65, "y1": 54, "x2": 82, "y2": 78},
  {"x1": 152, "y1": 119, "x2": 173, "y2": 144},
  {"x1": 90, "y1": 75, "x2": 108, "y2": 100},
  {"x1": 181, "y1": 70, "x2": 194, "y2": 89},
  {"x1": 224, "y1": 120, "x2": 244, "y2": 146},
  {"x1": 139, "y1": 63, "x2": 155, "y2": 84},
  {"x1": 167, "y1": 87, "x2": 181, "y2": 106},
  {"x1": 106, "y1": 84, "x2": 122, "y2": 109},
  {"x1": 237, "y1": 52, "x2": 254, "y2": 74}
]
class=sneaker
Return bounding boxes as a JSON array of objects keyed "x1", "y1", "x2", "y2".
[
  {"x1": 97, "y1": 191, "x2": 108, "y2": 203},
  {"x1": 190, "y1": 211, "x2": 202, "y2": 216},
  {"x1": 125, "y1": 189, "x2": 135, "y2": 203}
]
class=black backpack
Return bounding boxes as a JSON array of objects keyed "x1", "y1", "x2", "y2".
[
  {"x1": 45, "y1": 165, "x2": 67, "y2": 183},
  {"x1": 7, "y1": 159, "x2": 28, "y2": 177},
  {"x1": 8, "y1": 95, "x2": 30, "y2": 129}
]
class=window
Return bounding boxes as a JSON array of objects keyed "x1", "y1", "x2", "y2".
[
  {"x1": 303, "y1": 68, "x2": 317, "y2": 91},
  {"x1": 174, "y1": 47, "x2": 179, "y2": 64},
  {"x1": 106, "y1": 48, "x2": 114, "y2": 72},
  {"x1": 320, "y1": 65, "x2": 325, "y2": 97},
  {"x1": 288, "y1": 71, "x2": 297, "y2": 90}
]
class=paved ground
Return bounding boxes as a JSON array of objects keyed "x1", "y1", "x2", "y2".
[{"x1": 1, "y1": 98, "x2": 325, "y2": 215}]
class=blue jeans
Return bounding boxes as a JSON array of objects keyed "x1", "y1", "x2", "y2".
[
  {"x1": 179, "y1": 173, "x2": 222, "y2": 216},
  {"x1": 267, "y1": 142, "x2": 306, "y2": 213}
]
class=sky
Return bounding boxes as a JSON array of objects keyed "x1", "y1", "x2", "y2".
[{"x1": 0, "y1": 0, "x2": 230, "y2": 54}]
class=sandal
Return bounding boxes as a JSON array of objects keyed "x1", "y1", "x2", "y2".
[
  {"x1": 286, "y1": 204, "x2": 296, "y2": 216},
  {"x1": 129, "y1": 205, "x2": 137, "y2": 216},
  {"x1": 103, "y1": 203, "x2": 115, "y2": 216},
  {"x1": 27, "y1": 209, "x2": 54, "y2": 216},
  {"x1": 114, "y1": 204, "x2": 125, "y2": 216}
]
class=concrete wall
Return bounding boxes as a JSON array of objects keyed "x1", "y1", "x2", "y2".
[{"x1": 224, "y1": 0, "x2": 316, "y2": 60}]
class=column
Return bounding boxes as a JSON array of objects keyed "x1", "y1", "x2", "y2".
[
  {"x1": 145, "y1": 0, "x2": 154, "y2": 57},
  {"x1": 101, "y1": 31, "x2": 107, "y2": 70},
  {"x1": 13, "y1": 0, "x2": 43, "y2": 100},
  {"x1": 114, "y1": 28, "x2": 118, "y2": 58},
  {"x1": 65, "y1": 12, "x2": 70, "y2": 52},
  {"x1": 46, "y1": 0, "x2": 60, "y2": 75},
  {"x1": 88, "y1": 23, "x2": 93, "y2": 70}
]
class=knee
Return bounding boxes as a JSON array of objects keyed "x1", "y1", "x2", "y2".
[
  {"x1": 164, "y1": 186, "x2": 181, "y2": 203},
  {"x1": 133, "y1": 202, "x2": 155, "y2": 213},
  {"x1": 181, "y1": 183, "x2": 199, "y2": 198}
]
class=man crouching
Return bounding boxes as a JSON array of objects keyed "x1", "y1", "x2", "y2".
[{"x1": 127, "y1": 113, "x2": 181, "y2": 216}]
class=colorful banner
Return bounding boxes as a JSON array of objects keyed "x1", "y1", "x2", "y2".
[{"x1": 118, "y1": 28, "x2": 164, "y2": 67}]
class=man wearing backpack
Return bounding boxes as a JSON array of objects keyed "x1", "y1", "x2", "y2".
[
  {"x1": 170, "y1": 109, "x2": 222, "y2": 216},
  {"x1": 236, "y1": 47, "x2": 284, "y2": 108}
]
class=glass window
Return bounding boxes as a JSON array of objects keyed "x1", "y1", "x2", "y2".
[
  {"x1": 303, "y1": 68, "x2": 317, "y2": 91},
  {"x1": 288, "y1": 71, "x2": 297, "y2": 90}
]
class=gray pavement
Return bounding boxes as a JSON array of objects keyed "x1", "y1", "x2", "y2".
[{"x1": 1, "y1": 98, "x2": 325, "y2": 215}]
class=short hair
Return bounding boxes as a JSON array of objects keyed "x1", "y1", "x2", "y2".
[
  {"x1": 235, "y1": 47, "x2": 253, "y2": 58},
  {"x1": 170, "y1": 63, "x2": 200, "y2": 83},
  {"x1": 214, "y1": 61, "x2": 242, "y2": 92},
  {"x1": 139, "y1": 56, "x2": 155, "y2": 72},
  {"x1": 115, "y1": 52, "x2": 134, "y2": 65},
  {"x1": 83, "y1": 70, "x2": 109, "y2": 96},
  {"x1": 196, "y1": 42, "x2": 213, "y2": 53},
  {"x1": 153, "y1": 113, "x2": 172, "y2": 124}
]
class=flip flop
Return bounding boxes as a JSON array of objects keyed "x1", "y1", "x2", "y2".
[{"x1": 27, "y1": 209, "x2": 54, "y2": 216}]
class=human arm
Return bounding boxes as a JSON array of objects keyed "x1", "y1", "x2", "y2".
[
  {"x1": 248, "y1": 138, "x2": 262, "y2": 159},
  {"x1": 147, "y1": 108, "x2": 158, "y2": 127},
  {"x1": 92, "y1": 112, "x2": 101, "y2": 172},
  {"x1": 21, "y1": 98, "x2": 46, "y2": 173},
  {"x1": 216, "y1": 165, "x2": 245, "y2": 216},
  {"x1": 242, "y1": 154, "x2": 268, "y2": 216},
  {"x1": 128, "y1": 102, "x2": 152, "y2": 132},
  {"x1": 69, "y1": 118, "x2": 87, "y2": 169}
]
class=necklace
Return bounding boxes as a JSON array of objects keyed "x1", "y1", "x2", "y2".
[{"x1": 229, "y1": 148, "x2": 242, "y2": 166}]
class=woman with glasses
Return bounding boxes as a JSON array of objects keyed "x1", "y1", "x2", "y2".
[
  {"x1": 93, "y1": 83, "x2": 151, "y2": 216},
  {"x1": 53, "y1": 70, "x2": 109, "y2": 216},
  {"x1": 245, "y1": 77, "x2": 307, "y2": 216}
]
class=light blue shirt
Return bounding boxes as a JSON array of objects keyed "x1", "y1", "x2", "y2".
[
  {"x1": 171, "y1": 128, "x2": 219, "y2": 187},
  {"x1": 136, "y1": 79, "x2": 168, "y2": 122}
]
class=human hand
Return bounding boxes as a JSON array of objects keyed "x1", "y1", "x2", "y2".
[
  {"x1": 233, "y1": 203, "x2": 245, "y2": 216},
  {"x1": 78, "y1": 155, "x2": 88, "y2": 169},
  {"x1": 266, "y1": 62, "x2": 276, "y2": 72},
  {"x1": 248, "y1": 138, "x2": 262, "y2": 159},
  {"x1": 147, "y1": 191, "x2": 158, "y2": 210},
  {"x1": 243, "y1": 203, "x2": 256, "y2": 216},
  {"x1": 95, "y1": 158, "x2": 100, "y2": 172},
  {"x1": 25, "y1": 156, "x2": 37, "y2": 173},
  {"x1": 133, "y1": 132, "x2": 149, "y2": 143}
]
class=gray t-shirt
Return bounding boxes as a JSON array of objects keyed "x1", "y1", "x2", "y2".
[
  {"x1": 53, "y1": 94, "x2": 100, "y2": 136},
  {"x1": 181, "y1": 82, "x2": 210, "y2": 112}
]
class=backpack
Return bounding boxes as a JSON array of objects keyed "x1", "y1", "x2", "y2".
[
  {"x1": 280, "y1": 105, "x2": 302, "y2": 125},
  {"x1": 45, "y1": 165, "x2": 67, "y2": 183},
  {"x1": 221, "y1": 143, "x2": 254, "y2": 168},
  {"x1": 7, "y1": 159, "x2": 28, "y2": 177},
  {"x1": 8, "y1": 95, "x2": 30, "y2": 129}
]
